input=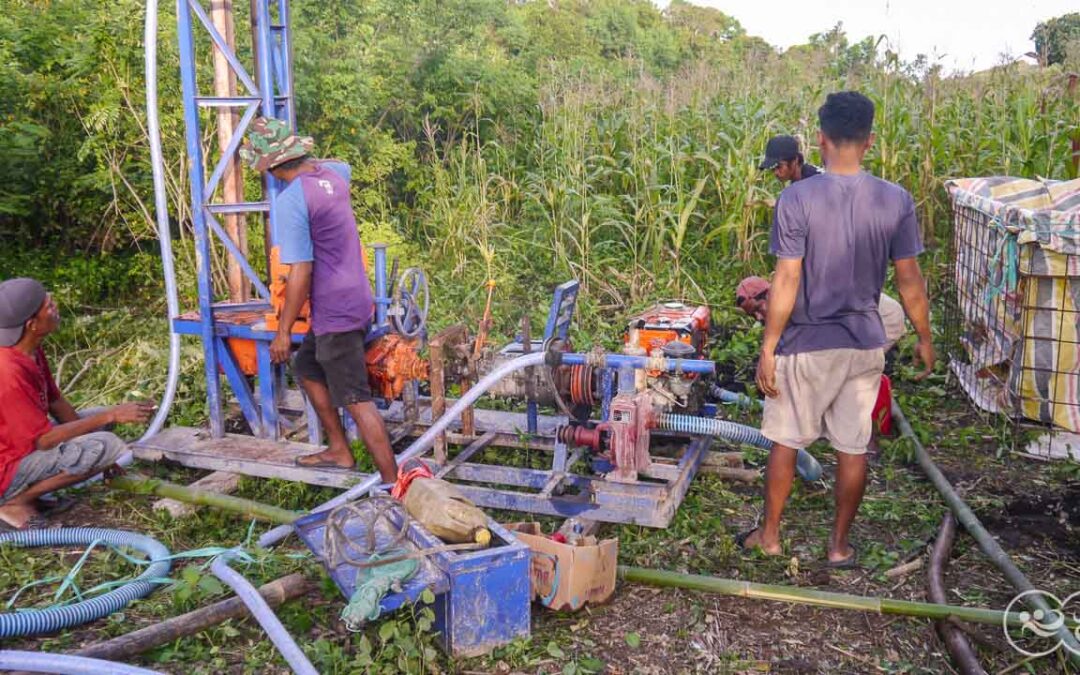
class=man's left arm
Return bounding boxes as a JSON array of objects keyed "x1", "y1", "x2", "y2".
[{"x1": 890, "y1": 193, "x2": 934, "y2": 379}]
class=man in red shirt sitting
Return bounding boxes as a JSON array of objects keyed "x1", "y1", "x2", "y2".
[{"x1": 0, "y1": 278, "x2": 154, "y2": 530}]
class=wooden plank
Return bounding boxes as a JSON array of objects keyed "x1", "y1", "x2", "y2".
[
  {"x1": 266, "y1": 389, "x2": 567, "y2": 439},
  {"x1": 153, "y1": 471, "x2": 241, "y2": 518},
  {"x1": 132, "y1": 428, "x2": 374, "y2": 489},
  {"x1": 435, "y1": 431, "x2": 498, "y2": 479}
]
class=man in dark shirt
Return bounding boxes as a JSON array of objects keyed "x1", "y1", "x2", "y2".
[
  {"x1": 739, "y1": 93, "x2": 934, "y2": 567},
  {"x1": 759, "y1": 134, "x2": 820, "y2": 184}
]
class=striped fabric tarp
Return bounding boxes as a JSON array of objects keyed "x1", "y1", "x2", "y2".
[{"x1": 947, "y1": 176, "x2": 1080, "y2": 433}]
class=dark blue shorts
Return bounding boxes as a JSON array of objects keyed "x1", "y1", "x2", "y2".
[{"x1": 291, "y1": 329, "x2": 372, "y2": 406}]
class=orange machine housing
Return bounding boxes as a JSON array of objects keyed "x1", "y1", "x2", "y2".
[
  {"x1": 228, "y1": 246, "x2": 311, "y2": 376},
  {"x1": 624, "y1": 302, "x2": 710, "y2": 358},
  {"x1": 365, "y1": 334, "x2": 430, "y2": 400}
]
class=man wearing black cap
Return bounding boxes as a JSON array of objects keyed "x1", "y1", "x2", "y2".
[
  {"x1": 0, "y1": 278, "x2": 154, "y2": 530},
  {"x1": 759, "y1": 135, "x2": 820, "y2": 184}
]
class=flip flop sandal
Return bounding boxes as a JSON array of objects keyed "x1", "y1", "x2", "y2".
[
  {"x1": 36, "y1": 496, "x2": 76, "y2": 517},
  {"x1": 734, "y1": 527, "x2": 760, "y2": 551},
  {"x1": 294, "y1": 456, "x2": 355, "y2": 470},
  {"x1": 0, "y1": 514, "x2": 48, "y2": 531},
  {"x1": 825, "y1": 545, "x2": 859, "y2": 569}
]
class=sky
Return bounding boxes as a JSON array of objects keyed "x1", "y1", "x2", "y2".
[{"x1": 671, "y1": 0, "x2": 1076, "y2": 72}]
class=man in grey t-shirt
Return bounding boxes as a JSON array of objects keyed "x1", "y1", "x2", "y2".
[{"x1": 738, "y1": 92, "x2": 934, "y2": 567}]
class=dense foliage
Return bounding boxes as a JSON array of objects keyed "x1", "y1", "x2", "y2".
[{"x1": 1, "y1": 0, "x2": 1077, "y2": 321}]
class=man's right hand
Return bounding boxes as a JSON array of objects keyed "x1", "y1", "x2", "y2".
[
  {"x1": 270, "y1": 330, "x2": 293, "y2": 364},
  {"x1": 111, "y1": 401, "x2": 155, "y2": 425},
  {"x1": 914, "y1": 336, "x2": 936, "y2": 381}
]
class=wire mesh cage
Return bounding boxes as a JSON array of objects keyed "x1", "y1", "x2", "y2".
[{"x1": 942, "y1": 177, "x2": 1080, "y2": 460}]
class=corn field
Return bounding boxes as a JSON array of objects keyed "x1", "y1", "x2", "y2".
[{"x1": 409, "y1": 61, "x2": 1079, "y2": 330}]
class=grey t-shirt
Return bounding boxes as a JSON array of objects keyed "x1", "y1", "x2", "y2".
[{"x1": 769, "y1": 171, "x2": 923, "y2": 355}]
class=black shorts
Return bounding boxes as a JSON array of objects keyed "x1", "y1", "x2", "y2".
[{"x1": 291, "y1": 329, "x2": 372, "y2": 406}]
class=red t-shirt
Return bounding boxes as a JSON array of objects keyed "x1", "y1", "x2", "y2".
[{"x1": 0, "y1": 346, "x2": 61, "y2": 494}]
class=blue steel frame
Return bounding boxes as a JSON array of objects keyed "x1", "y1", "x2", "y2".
[
  {"x1": 176, "y1": 1, "x2": 400, "y2": 441},
  {"x1": 176, "y1": 0, "x2": 295, "y2": 439}
]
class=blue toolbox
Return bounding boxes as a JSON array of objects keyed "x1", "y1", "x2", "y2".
[{"x1": 294, "y1": 498, "x2": 531, "y2": 657}]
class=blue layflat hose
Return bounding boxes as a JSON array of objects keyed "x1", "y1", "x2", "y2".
[
  {"x1": 657, "y1": 413, "x2": 823, "y2": 482},
  {"x1": 0, "y1": 528, "x2": 171, "y2": 638}
]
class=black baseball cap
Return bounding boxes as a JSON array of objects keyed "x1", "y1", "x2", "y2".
[
  {"x1": 759, "y1": 135, "x2": 800, "y2": 170},
  {"x1": 0, "y1": 278, "x2": 46, "y2": 347}
]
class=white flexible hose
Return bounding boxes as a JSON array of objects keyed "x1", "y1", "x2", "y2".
[{"x1": 136, "y1": 0, "x2": 182, "y2": 449}]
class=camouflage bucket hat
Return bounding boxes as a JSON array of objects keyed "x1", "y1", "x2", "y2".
[{"x1": 239, "y1": 117, "x2": 314, "y2": 172}]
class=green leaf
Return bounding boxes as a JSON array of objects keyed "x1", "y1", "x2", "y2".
[
  {"x1": 624, "y1": 632, "x2": 641, "y2": 648},
  {"x1": 580, "y1": 657, "x2": 606, "y2": 673},
  {"x1": 420, "y1": 587, "x2": 436, "y2": 604},
  {"x1": 378, "y1": 621, "x2": 397, "y2": 643},
  {"x1": 546, "y1": 641, "x2": 566, "y2": 659}
]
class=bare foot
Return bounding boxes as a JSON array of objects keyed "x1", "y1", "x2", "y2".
[
  {"x1": 295, "y1": 447, "x2": 355, "y2": 470},
  {"x1": 0, "y1": 503, "x2": 39, "y2": 530},
  {"x1": 739, "y1": 527, "x2": 783, "y2": 556}
]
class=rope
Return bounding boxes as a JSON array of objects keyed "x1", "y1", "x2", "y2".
[
  {"x1": 390, "y1": 458, "x2": 434, "y2": 501},
  {"x1": 985, "y1": 216, "x2": 1020, "y2": 302},
  {"x1": 323, "y1": 493, "x2": 485, "y2": 631},
  {"x1": 322, "y1": 495, "x2": 482, "y2": 572}
]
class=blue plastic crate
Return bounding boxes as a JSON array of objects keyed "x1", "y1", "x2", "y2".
[{"x1": 294, "y1": 499, "x2": 531, "y2": 657}]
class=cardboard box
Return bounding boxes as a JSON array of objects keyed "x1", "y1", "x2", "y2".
[{"x1": 504, "y1": 522, "x2": 618, "y2": 611}]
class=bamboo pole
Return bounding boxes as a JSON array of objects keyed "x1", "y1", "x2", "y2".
[
  {"x1": 893, "y1": 402, "x2": 1080, "y2": 663},
  {"x1": 111, "y1": 475, "x2": 300, "y2": 524},
  {"x1": 73, "y1": 573, "x2": 312, "y2": 661},
  {"x1": 616, "y1": 566, "x2": 1077, "y2": 629}
]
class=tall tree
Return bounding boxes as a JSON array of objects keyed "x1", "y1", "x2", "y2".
[{"x1": 1031, "y1": 12, "x2": 1080, "y2": 67}]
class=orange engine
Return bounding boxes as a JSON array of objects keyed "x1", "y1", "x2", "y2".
[
  {"x1": 365, "y1": 334, "x2": 429, "y2": 400},
  {"x1": 624, "y1": 302, "x2": 710, "y2": 358},
  {"x1": 264, "y1": 245, "x2": 311, "y2": 334}
]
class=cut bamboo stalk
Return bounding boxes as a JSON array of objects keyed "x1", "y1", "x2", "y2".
[
  {"x1": 153, "y1": 471, "x2": 242, "y2": 518},
  {"x1": 616, "y1": 566, "x2": 1078, "y2": 629},
  {"x1": 73, "y1": 573, "x2": 312, "y2": 661},
  {"x1": 112, "y1": 475, "x2": 300, "y2": 524}
]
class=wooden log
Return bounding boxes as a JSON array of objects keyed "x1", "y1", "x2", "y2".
[
  {"x1": 697, "y1": 465, "x2": 760, "y2": 482},
  {"x1": 928, "y1": 512, "x2": 988, "y2": 675},
  {"x1": 73, "y1": 573, "x2": 313, "y2": 662},
  {"x1": 700, "y1": 451, "x2": 744, "y2": 468},
  {"x1": 153, "y1": 471, "x2": 241, "y2": 518},
  {"x1": 210, "y1": 0, "x2": 248, "y2": 301}
]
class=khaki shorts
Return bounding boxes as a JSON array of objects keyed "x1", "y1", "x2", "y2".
[
  {"x1": 761, "y1": 348, "x2": 885, "y2": 455},
  {"x1": 1, "y1": 432, "x2": 126, "y2": 502}
]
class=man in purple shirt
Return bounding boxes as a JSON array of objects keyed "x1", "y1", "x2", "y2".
[
  {"x1": 241, "y1": 117, "x2": 397, "y2": 483},
  {"x1": 737, "y1": 93, "x2": 934, "y2": 567}
]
